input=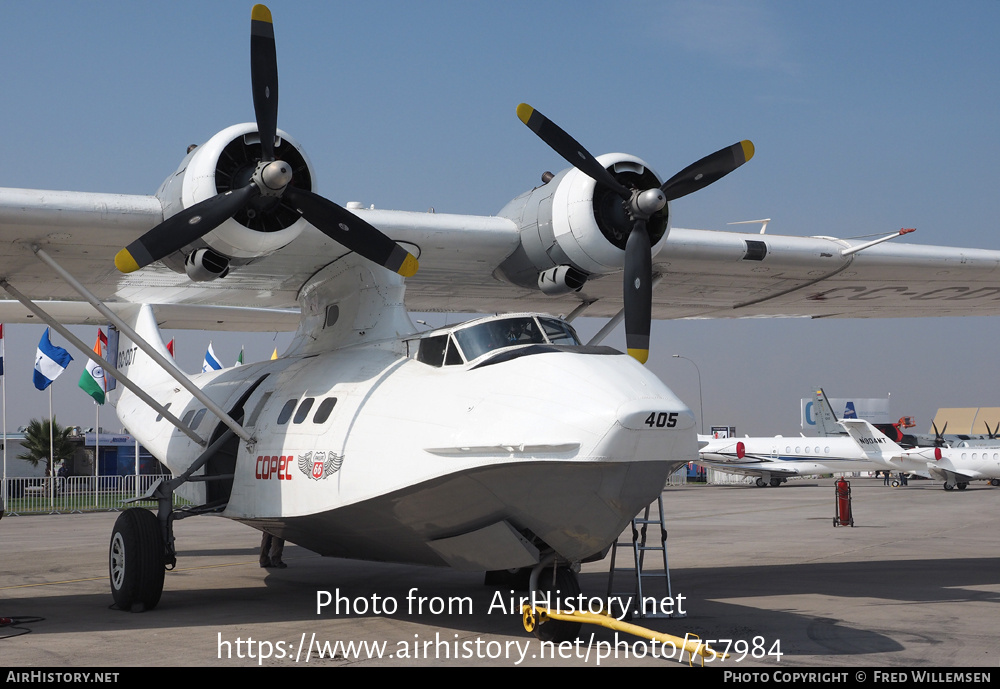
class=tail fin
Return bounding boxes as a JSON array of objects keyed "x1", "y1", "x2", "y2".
[
  {"x1": 112, "y1": 304, "x2": 185, "y2": 391},
  {"x1": 840, "y1": 418, "x2": 904, "y2": 458},
  {"x1": 812, "y1": 388, "x2": 846, "y2": 436}
]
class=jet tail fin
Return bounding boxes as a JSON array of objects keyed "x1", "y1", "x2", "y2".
[
  {"x1": 840, "y1": 418, "x2": 905, "y2": 458},
  {"x1": 812, "y1": 388, "x2": 846, "y2": 436}
]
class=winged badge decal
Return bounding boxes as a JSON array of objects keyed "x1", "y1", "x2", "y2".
[{"x1": 298, "y1": 451, "x2": 344, "y2": 480}]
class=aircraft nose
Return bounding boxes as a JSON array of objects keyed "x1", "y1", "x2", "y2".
[{"x1": 616, "y1": 399, "x2": 697, "y2": 432}]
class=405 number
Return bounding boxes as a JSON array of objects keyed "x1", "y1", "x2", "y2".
[{"x1": 644, "y1": 412, "x2": 678, "y2": 428}]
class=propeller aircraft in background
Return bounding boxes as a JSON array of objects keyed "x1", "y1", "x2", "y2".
[{"x1": 1, "y1": 5, "x2": 1000, "y2": 642}]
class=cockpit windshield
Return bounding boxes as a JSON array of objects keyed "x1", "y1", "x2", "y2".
[{"x1": 412, "y1": 315, "x2": 583, "y2": 367}]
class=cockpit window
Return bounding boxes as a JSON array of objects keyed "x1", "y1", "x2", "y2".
[
  {"x1": 454, "y1": 317, "x2": 545, "y2": 361},
  {"x1": 412, "y1": 315, "x2": 587, "y2": 368},
  {"x1": 416, "y1": 334, "x2": 448, "y2": 366},
  {"x1": 538, "y1": 317, "x2": 581, "y2": 345}
]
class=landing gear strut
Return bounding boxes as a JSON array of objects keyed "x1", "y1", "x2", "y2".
[{"x1": 523, "y1": 557, "x2": 582, "y2": 643}]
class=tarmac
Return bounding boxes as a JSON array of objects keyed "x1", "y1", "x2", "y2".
[{"x1": 1, "y1": 476, "x2": 998, "y2": 668}]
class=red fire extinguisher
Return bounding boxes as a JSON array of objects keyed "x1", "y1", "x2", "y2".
[{"x1": 834, "y1": 478, "x2": 854, "y2": 527}]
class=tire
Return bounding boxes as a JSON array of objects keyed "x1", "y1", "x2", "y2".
[
  {"x1": 943, "y1": 483, "x2": 954, "y2": 491},
  {"x1": 769, "y1": 478, "x2": 782, "y2": 487},
  {"x1": 755, "y1": 478, "x2": 766, "y2": 487},
  {"x1": 991, "y1": 479, "x2": 1000, "y2": 487},
  {"x1": 531, "y1": 567, "x2": 582, "y2": 643},
  {"x1": 110, "y1": 508, "x2": 165, "y2": 612},
  {"x1": 957, "y1": 482, "x2": 967, "y2": 491}
]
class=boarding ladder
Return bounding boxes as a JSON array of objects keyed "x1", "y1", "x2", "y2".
[{"x1": 606, "y1": 494, "x2": 682, "y2": 619}]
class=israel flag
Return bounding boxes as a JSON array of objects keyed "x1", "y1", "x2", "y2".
[
  {"x1": 34, "y1": 328, "x2": 73, "y2": 390},
  {"x1": 202, "y1": 342, "x2": 223, "y2": 373}
]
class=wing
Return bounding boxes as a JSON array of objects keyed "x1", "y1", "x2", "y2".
[{"x1": 4, "y1": 185, "x2": 1000, "y2": 328}]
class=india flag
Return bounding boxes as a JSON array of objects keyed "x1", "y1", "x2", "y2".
[{"x1": 78, "y1": 329, "x2": 109, "y2": 404}]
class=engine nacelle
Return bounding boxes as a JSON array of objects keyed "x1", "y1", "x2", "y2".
[
  {"x1": 495, "y1": 153, "x2": 671, "y2": 291},
  {"x1": 154, "y1": 123, "x2": 316, "y2": 273}
]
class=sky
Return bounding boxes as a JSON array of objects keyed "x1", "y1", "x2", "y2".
[{"x1": 0, "y1": 1, "x2": 999, "y2": 436}]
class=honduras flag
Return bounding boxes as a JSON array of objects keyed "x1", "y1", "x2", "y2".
[
  {"x1": 34, "y1": 328, "x2": 73, "y2": 390},
  {"x1": 202, "y1": 342, "x2": 223, "y2": 373}
]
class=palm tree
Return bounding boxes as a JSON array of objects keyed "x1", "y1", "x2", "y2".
[{"x1": 18, "y1": 418, "x2": 76, "y2": 476}]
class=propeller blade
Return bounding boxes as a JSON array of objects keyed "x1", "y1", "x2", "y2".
[
  {"x1": 284, "y1": 187, "x2": 418, "y2": 277},
  {"x1": 623, "y1": 219, "x2": 652, "y2": 364},
  {"x1": 517, "y1": 104, "x2": 631, "y2": 200},
  {"x1": 116, "y1": 185, "x2": 258, "y2": 273},
  {"x1": 250, "y1": 4, "x2": 279, "y2": 161},
  {"x1": 660, "y1": 140, "x2": 755, "y2": 202}
]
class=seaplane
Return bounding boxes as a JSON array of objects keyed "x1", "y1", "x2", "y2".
[{"x1": 2, "y1": 5, "x2": 1000, "y2": 642}]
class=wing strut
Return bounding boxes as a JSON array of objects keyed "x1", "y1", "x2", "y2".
[
  {"x1": 0, "y1": 277, "x2": 206, "y2": 446},
  {"x1": 586, "y1": 276, "x2": 662, "y2": 347},
  {"x1": 30, "y1": 246, "x2": 254, "y2": 446}
]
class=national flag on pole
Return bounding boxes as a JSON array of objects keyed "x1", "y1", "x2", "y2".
[
  {"x1": 34, "y1": 328, "x2": 73, "y2": 390},
  {"x1": 202, "y1": 342, "x2": 222, "y2": 372},
  {"x1": 78, "y1": 329, "x2": 108, "y2": 404},
  {"x1": 235, "y1": 347, "x2": 244, "y2": 366}
]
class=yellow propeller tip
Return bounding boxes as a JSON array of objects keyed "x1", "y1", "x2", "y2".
[
  {"x1": 114, "y1": 249, "x2": 140, "y2": 274},
  {"x1": 251, "y1": 4, "x2": 273, "y2": 23},
  {"x1": 741, "y1": 140, "x2": 755, "y2": 162},
  {"x1": 516, "y1": 103, "x2": 535, "y2": 125},
  {"x1": 627, "y1": 348, "x2": 649, "y2": 364},
  {"x1": 398, "y1": 254, "x2": 419, "y2": 278}
]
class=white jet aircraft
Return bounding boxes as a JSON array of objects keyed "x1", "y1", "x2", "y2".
[
  {"x1": 2, "y1": 6, "x2": 1000, "y2": 641},
  {"x1": 839, "y1": 419, "x2": 1000, "y2": 490},
  {"x1": 697, "y1": 391, "x2": 888, "y2": 486}
]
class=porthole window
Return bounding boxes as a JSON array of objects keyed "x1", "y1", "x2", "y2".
[
  {"x1": 156, "y1": 402, "x2": 172, "y2": 423},
  {"x1": 293, "y1": 398, "x2": 315, "y2": 424},
  {"x1": 276, "y1": 399, "x2": 297, "y2": 425},
  {"x1": 191, "y1": 408, "x2": 207, "y2": 430},
  {"x1": 313, "y1": 397, "x2": 338, "y2": 424}
]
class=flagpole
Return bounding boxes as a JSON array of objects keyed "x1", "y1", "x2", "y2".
[
  {"x1": 49, "y1": 384, "x2": 54, "y2": 510},
  {"x1": 95, "y1": 402, "x2": 100, "y2": 509},
  {"x1": 1, "y1": 326, "x2": 6, "y2": 509}
]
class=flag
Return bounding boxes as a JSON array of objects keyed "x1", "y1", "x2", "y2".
[
  {"x1": 167, "y1": 339, "x2": 175, "y2": 357},
  {"x1": 235, "y1": 347, "x2": 244, "y2": 366},
  {"x1": 34, "y1": 328, "x2": 73, "y2": 390},
  {"x1": 78, "y1": 329, "x2": 108, "y2": 404},
  {"x1": 202, "y1": 342, "x2": 222, "y2": 372},
  {"x1": 270, "y1": 348, "x2": 278, "y2": 361},
  {"x1": 0, "y1": 323, "x2": 5, "y2": 377}
]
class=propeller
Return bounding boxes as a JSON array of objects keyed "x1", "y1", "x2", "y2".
[
  {"x1": 115, "y1": 4, "x2": 418, "y2": 279},
  {"x1": 932, "y1": 422, "x2": 948, "y2": 448},
  {"x1": 516, "y1": 104, "x2": 753, "y2": 363}
]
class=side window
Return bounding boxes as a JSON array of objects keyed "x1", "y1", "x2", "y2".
[
  {"x1": 293, "y1": 398, "x2": 315, "y2": 424},
  {"x1": 276, "y1": 399, "x2": 297, "y2": 425},
  {"x1": 190, "y1": 408, "x2": 207, "y2": 430},
  {"x1": 313, "y1": 397, "x2": 338, "y2": 424},
  {"x1": 444, "y1": 336, "x2": 464, "y2": 365},
  {"x1": 417, "y1": 335, "x2": 448, "y2": 367},
  {"x1": 182, "y1": 409, "x2": 196, "y2": 427},
  {"x1": 156, "y1": 402, "x2": 171, "y2": 423}
]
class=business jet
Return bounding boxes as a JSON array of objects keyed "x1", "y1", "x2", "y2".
[
  {"x1": 697, "y1": 391, "x2": 888, "y2": 486},
  {"x1": 2, "y1": 6, "x2": 1000, "y2": 641},
  {"x1": 840, "y1": 419, "x2": 1000, "y2": 490}
]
